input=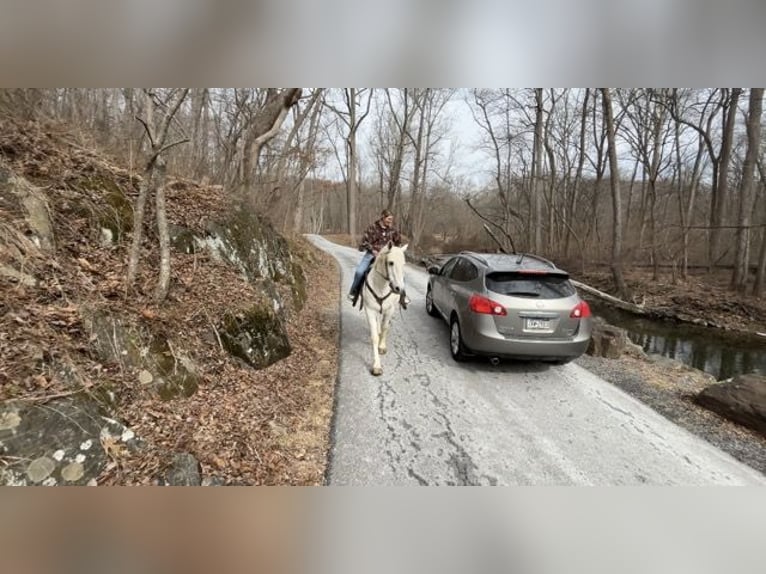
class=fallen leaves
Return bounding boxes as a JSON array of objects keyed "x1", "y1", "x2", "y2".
[{"x1": 1, "y1": 117, "x2": 339, "y2": 486}]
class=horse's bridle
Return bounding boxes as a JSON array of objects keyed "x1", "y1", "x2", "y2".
[
  {"x1": 374, "y1": 253, "x2": 398, "y2": 293},
  {"x1": 364, "y1": 251, "x2": 406, "y2": 310}
]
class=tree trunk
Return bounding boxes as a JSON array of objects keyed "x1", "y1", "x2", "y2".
[
  {"x1": 347, "y1": 121, "x2": 358, "y2": 239},
  {"x1": 601, "y1": 88, "x2": 629, "y2": 298},
  {"x1": 293, "y1": 178, "x2": 306, "y2": 235},
  {"x1": 189, "y1": 88, "x2": 207, "y2": 178},
  {"x1": 566, "y1": 88, "x2": 589, "y2": 259},
  {"x1": 408, "y1": 90, "x2": 427, "y2": 240},
  {"x1": 127, "y1": 90, "x2": 157, "y2": 289},
  {"x1": 711, "y1": 88, "x2": 742, "y2": 268},
  {"x1": 385, "y1": 89, "x2": 412, "y2": 212},
  {"x1": 532, "y1": 88, "x2": 544, "y2": 253},
  {"x1": 336, "y1": 88, "x2": 373, "y2": 241},
  {"x1": 755, "y1": 219, "x2": 766, "y2": 297},
  {"x1": 647, "y1": 100, "x2": 667, "y2": 281},
  {"x1": 733, "y1": 88, "x2": 763, "y2": 290},
  {"x1": 154, "y1": 156, "x2": 171, "y2": 301},
  {"x1": 126, "y1": 89, "x2": 189, "y2": 299},
  {"x1": 239, "y1": 88, "x2": 302, "y2": 199},
  {"x1": 543, "y1": 90, "x2": 558, "y2": 253},
  {"x1": 127, "y1": 169, "x2": 154, "y2": 288}
]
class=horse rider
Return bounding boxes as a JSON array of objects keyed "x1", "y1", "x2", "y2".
[{"x1": 348, "y1": 209, "x2": 410, "y2": 308}]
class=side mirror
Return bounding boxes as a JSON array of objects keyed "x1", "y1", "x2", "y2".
[{"x1": 428, "y1": 265, "x2": 440, "y2": 275}]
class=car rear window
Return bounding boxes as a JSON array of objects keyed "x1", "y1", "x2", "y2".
[{"x1": 485, "y1": 271, "x2": 576, "y2": 299}]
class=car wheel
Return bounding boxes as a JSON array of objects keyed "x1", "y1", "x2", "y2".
[
  {"x1": 450, "y1": 316, "x2": 468, "y2": 362},
  {"x1": 425, "y1": 286, "x2": 439, "y2": 317}
]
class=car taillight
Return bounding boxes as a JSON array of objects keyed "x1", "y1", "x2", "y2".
[
  {"x1": 570, "y1": 301, "x2": 591, "y2": 319},
  {"x1": 469, "y1": 294, "x2": 507, "y2": 316}
]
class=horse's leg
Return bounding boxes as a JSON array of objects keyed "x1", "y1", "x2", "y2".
[
  {"x1": 366, "y1": 308, "x2": 383, "y2": 376},
  {"x1": 378, "y1": 305, "x2": 394, "y2": 356}
]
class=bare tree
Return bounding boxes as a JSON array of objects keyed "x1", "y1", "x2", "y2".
[
  {"x1": 661, "y1": 89, "x2": 740, "y2": 269},
  {"x1": 755, "y1": 159, "x2": 766, "y2": 297},
  {"x1": 732, "y1": 88, "x2": 763, "y2": 290},
  {"x1": 127, "y1": 88, "x2": 190, "y2": 301},
  {"x1": 188, "y1": 88, "x2": 210, "y2": 179},
  {"x1": 406, "y1": 88, "x2": 454, "y2": 248},
  {"x1": 236, "y1": 88, "x2": 302, "y2": 199},
  {"x1": 325, "y1": 88, "x2": 373, "y2": 240},
  {"x1": 531, "y1": 88, "x2": 545, "y2": 253},
  {"x1": 383, "y1": 89, "x2": 416, "y2": 213},
  {"x1": 469, "y1": 90, "x2": 524, "y2": 251},
  {"x1": 288, "y1": 91, "x2": 326, "y2": 234},
  {"x1": 601, "y1": 88, "x2": 629, "y2": 298},
  {"x1": 619, "y1": 89, "x2": 674, "y2": 279}
]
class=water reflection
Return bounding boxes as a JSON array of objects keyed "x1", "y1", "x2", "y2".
[{"x1": 587, "y1": 300, "x2": 766, "y2": 381}]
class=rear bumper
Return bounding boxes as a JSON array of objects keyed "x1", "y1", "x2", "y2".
[{"x1": 461, "y1": 315, "x2": 592, "y2": 360}]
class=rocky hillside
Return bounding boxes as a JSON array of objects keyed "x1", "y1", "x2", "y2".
[{"x1": 0, "y1": 118, "x2": 338, "y2": 485}]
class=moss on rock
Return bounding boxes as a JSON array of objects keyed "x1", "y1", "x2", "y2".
[
  {"x1": 169, "y1": 224, "x2": 200, "y2": 254},
  {"x1": 80, "y1": 307, "x2": 200, "y2": 401},
  {"x1": 219, "y1": 304, "x2": 291, "y2": 370},
  {"x1": 203, "y1": 209, "x2": 306, "y2": 312},
  {"x1": 147, "y1": 334, "x2": 200, "y2": 400}
]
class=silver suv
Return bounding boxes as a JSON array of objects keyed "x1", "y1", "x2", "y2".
[{"x1": 425, "y1": 252, "x2": 592, "y2": 364}]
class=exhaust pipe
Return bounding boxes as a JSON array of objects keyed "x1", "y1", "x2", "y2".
[{"x1": 489, "y1": 357, "x2": 500, "y2": 366}]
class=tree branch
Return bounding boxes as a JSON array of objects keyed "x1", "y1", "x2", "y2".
[
  {"x1": 156, "y1": 138, "x2": 190, "y2": 157},
  {"x1": 157, "y1": 88, "x2": 189, "y2": 147},
  {"x1": 482, "y1": 224, "x2": 510, "y2": 253},
  {"x1": 135, "y1": 115, "x2": 155, "y2": 148}
]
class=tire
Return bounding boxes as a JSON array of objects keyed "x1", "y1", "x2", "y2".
[
  {"x1": 425, "y1": 286, "x2": 439, "y2": 317},
  {"x1": 449, "y1": 316, "x2": 469, "y2": 362}
]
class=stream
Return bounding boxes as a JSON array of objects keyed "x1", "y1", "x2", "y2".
[{"x1": 586, "y1": 299, "x2": 766, "y2": 381}]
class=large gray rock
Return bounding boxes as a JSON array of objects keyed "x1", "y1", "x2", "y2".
[
  {"x1": 165, "y1": 452, "x2": 202, "y2": 486},
  {"x1": 200, "y1": 210, "x2": 307, "y2": 311},
  {"x1": 10, "y1": 172, "x2": 56, "y2": 252},
  {"x1": 695, "y1": 374, "x2": 766, "y2": 437},
  {"x1": 0, "y1": 397, "x2": 141, "y2": 486},
  {"x1": 586, "y1": 317, "x2": 644, "y2": 359},
  {"x1": 219, "y1": 304, "x2": 292, "y2": 369},
  {"x1": 0, "y1": 162, "x2": 52, "y2": 287},
  {"x1": 81, "y1": 308, "x2": 200, "y2": 401}
]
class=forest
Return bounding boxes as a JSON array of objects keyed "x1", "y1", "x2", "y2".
[{"x1": 2, "y1": 88, "x2": 765, "y2": 302}]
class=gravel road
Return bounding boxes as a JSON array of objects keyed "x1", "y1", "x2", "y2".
[{"x1": 308, "y1": 235, "x2": 766, "y2": 486}]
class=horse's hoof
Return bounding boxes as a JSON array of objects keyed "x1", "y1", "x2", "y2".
[
  {"x1": 371, "y1": 367, "x2": 383, "y2": 376},
  {"x1": 379, "y1": 347, "x2": 387, "y2": 355}
]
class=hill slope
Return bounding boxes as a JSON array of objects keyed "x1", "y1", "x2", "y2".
[{"x1": 0, "y1": 118, "x2": 338, "y2": 485}]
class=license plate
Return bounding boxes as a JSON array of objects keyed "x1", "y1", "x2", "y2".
[{"x1": 525, "y1": 318, "x2": 550, "y2": 330}]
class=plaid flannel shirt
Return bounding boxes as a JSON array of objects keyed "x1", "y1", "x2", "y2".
[{"x1": 359, "y1": 219, "x2": 402, "y2": 253}]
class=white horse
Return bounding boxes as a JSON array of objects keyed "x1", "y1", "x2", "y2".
[{"x1": 360, "y1": 242, "x2": 408, "y2": 376}]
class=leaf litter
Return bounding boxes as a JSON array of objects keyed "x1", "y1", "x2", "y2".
[{"x1": 1, "y1": 117, "x2": 339, "y2": 485}]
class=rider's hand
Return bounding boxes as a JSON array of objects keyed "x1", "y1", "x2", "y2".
[{"x1": 372, "y1": 249, "x2": 379, "y2": 257}]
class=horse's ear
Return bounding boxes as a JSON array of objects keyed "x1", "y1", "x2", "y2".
[
  {"x1": 401, "y1": 243, "x2": 409, "y2": 252},
  {"x1": 387, "y1": 240, "x2": 393, "y2": 249}
]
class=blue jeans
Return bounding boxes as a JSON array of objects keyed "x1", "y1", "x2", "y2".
[{"x1": 349, "y1": 251, "x2": 375, "y2": 296}]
